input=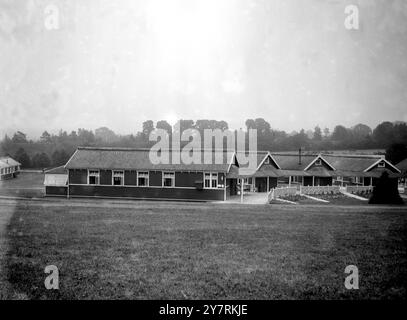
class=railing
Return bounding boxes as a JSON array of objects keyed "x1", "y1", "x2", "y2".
[
  {"x1": 300, "y1": 185, "x2": 341, "y2": 195},
  {"x1": 268, "y1": 186, "x2": 297, "y2": 202},
  {"x1": 346, "y1": 186, "x2": 373, "y2": 194}
]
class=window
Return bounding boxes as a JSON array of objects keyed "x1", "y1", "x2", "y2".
[
  {"x1": 0, "y1": 168, "x2": 3, "y2": 175},
  {"x1": 378, "y1": 161, "x2": 385, "y2": 168},
  {"x1": 163, "y1": 172, "x2": 175, "y2": 187},
  {"x1": 336, "y1": 176, "x2": 343, "y2": 182},
  {"x1": 264, "y1": 157, "x2": 270, "y2": 165},
  {"x1": 137, "y1": 171, "x2": 149, "y2": 187},
  {"x1": 314, "y1": 159, "x2": 322, "y2": 166},
  {"x1": 113, "y1": 170, "x2": 124, "y2": 186},
  {"x1": 204, "y1": 172, "x2": 218, "y2": 189},
  {"x1": 88, "y1": 170, "x2": 100, "y2": 185},
  {"x1": 354, "y1": 176, "x2": 362, "y2": 184},
  {"x1": 291, "y1": 176, "x2": 299, "y2": 183}
]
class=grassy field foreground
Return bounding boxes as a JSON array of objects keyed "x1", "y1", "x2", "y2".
[{"x1": 3, "y1": 200, "x2": 407, "y2": 299}]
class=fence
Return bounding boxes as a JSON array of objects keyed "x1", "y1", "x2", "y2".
[
  {"x1": 300, "y1": 185, "x2": 341, "y2": 195},
  {"x1": 346, "y1": 186, "x2": 374, "y2": 195},
  {"x1": 268, "y1": 186, "x2": 297, "y2": 202}
]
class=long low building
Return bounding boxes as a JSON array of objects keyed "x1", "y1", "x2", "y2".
[
  {"x1": 0, "y1": 156, "x2": 21, "y2": 180},
  {"x1": 234, "y1": 151, "x2": 401, "y2": 192},
  {"x1": 44, "y1": 147, "x2": 402, "y2": 200},
  {"x1": 51, "y1": 147, "x2": 240, "y2": 201}
]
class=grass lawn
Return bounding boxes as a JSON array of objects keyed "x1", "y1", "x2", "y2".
[
  {"x1": 0, "y1": 172, "x2": 44, "y2": 198},
  {"x1": 273, "y1": 193, "x2": 375, "y2": 206},
  {"x1": 311, "y1": 194, "x2": 372, "y2": 206},
  {"x1": 2, "y1": 199, "x2": 407, "y2": 299}
]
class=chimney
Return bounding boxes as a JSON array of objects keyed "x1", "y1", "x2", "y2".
[{"x1": 298, "y1": 147, "x2": 302, "y2": 165}]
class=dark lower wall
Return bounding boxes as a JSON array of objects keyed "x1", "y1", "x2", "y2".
[
  {"x1": 0, "y1": 173, "x2": 14, "y2": 180},
  {"x1": 68, "y1": 185, "x2": 224, "y2": 201},
  {"x1": 46, "y1": 186, "x2": 68, "y2": 196}
]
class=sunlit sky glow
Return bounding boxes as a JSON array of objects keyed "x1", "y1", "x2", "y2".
[{"x1": 1, "y1": 0, "x2": 407, "y2": 138}]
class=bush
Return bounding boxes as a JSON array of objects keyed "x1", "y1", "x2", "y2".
[
  {"x1": 31, "y1": 152, "x2": 51, "y2": 169},
  {"x1": 369, "y1": 172, "x2": 404, "y2": 205}
]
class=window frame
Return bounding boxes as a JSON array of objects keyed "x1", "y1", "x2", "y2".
[
  {"x1": 204, "y1": 172, "x2": 219, "y2": 189},
  {"x1": 291, "y1": 176, "x2": 299, "y2": 183},
  {"x1": 112, "y1": 170, "x2": 124, "y2": 186},
  {"x1": 378, "y1": 161, "x2": 385, "y2": 168},
  {"x1": 162, "y1": 171, "x2": 175, "y2": 188},
  {"x1": 137, "y1": 171, "x2": 149, "y2": 187},
  {"x1": 88, "y1": 169, "x2": 100, "y2": 185},
  {"x1": 314, "y1": 159, "x2": 322, "y2": 166},
  {"x1": 354, "y1": 176, "x2": 363, "y2": 185}
]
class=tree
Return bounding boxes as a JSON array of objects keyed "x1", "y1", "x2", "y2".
[
  {"x1": 32, "y1": 152, "x2": 51, "y2": 169},
  {"x1": 11, "y1": 131, "x2": 28, "y2": 143},
  {"x1": 51, "y1": 149, "x2": 70, "y2": 166},
  {"x1": 177, "y1": 120, "x2": 194, "y2": 133},
  {"x1": 0, "y1": 134, "x2": 12, "y2": 152},
  {"x1": 142, "y1": 120, "x2": 155, "y2": 137},
  {"x1": 323, "y1": 127, "x2": 330, "y2": 139},
  {"x1": 369, "y1": 172, "x2": 403, "y2": 204},
  {"x1": 393, "y1": 122, "x2": 407, "y2": 144},
  {"x1": 40, "y1": 131, "x2": 52, "y2": 143},
  {"x1": 352, "y1": 123, "x2": 372, "y2": 140},
  {"x1": 332, "y1": 125, "x2": 350, "y2": 142},
  {"x1": 373, "y1": 122, "x2": 394, "y2": 147},
  {"x1": 286, "y1": 129, "x2": 310, "y2": 149},
  {"x1": 156, "y1": 120, "x2": 172, "y2": 135},
  {"x1": 77, "y1": 128, "x2": 95, "y2": 146},
  {"x1": 95, "y1": 127, "x2": 118, "y2": 143},
  {"x1": 385, "y1": 143, "x2": 407, "y2": 165},
  {"x1": 313, "y1": 126, "x2": 322, "y2": 141},
  {"x1": 253, "y1": 118, "x2": 271, "y2": 136},
  {"x1": 14, "y1": 148, "x2": 31, "y2": 168},
  {"x1": 245, "y1": 119, "x2": 256, "y2": 131}
]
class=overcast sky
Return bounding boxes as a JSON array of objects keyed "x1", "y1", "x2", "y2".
[{"x1": 1, "y1": 0, "x2": 407, "y2": 139}]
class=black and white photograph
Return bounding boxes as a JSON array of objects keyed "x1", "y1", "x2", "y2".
[{"x1": 0, "y1": 0, "x2": 406, "y2": 312}]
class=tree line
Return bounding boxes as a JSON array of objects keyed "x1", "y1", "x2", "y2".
[{"x1": 1, "y1": 119, "x2": 407, "y2": 168}]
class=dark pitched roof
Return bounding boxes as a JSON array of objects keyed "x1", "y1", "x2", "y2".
[
  {"x1": 396, "y1": 158, "x2": 407, "y2": 171},
  {"x1": 65, "y1": 147, "x2": 236, "y2": 172},
  {"x1": 270, "y1": 153, "x2": 317, "y2": 171},
  {"x1": 236, "y1": 151, "x2": 280, "y2": 169},
  {"x1": 322, "y1": 154, "x2": 384, "y2": 172}
]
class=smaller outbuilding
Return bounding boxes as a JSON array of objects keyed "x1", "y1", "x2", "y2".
[
  {"x1": 0, "y1": 156, "x2": 21, "y2": 180},
  {"x1": 395, "y1": 158, "x2": 407, "y2": 192},
  {"x1": 44, "y1": 166, "x2": 68, "y2": 196}
]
